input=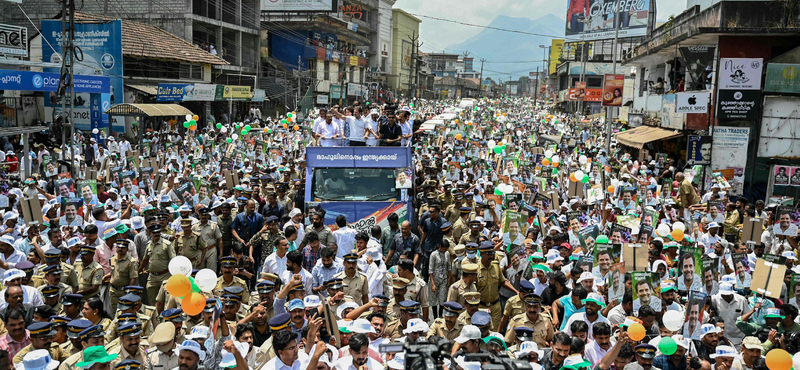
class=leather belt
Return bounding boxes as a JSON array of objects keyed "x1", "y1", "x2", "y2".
[{"x1": 480, "y1": 298, "x2": 500, "y2": 306}]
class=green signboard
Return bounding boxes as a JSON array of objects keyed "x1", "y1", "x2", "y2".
[
  {"x1": 765, "y1": 63, "x2": 800, "y2": 93},
  {"x1": 330, "y1": 84, "x2": 342, "y2": 100}
]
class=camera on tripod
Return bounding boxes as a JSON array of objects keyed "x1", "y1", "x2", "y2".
[{"x1": 463, "y1": 353, "x2": 534, "y2": 370}]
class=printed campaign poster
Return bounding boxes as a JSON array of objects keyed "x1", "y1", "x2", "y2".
[
  {"x1": 684, "y1": 291, "x2": 708, "y2": 339},
  {"x1": 505, "y1": 193, "x2": 523, "y2": 212},
  {"x1": 532, "y1": 192, "x2": 552, "y2": 211},
  {"x1": 609, "y1": 223, "x2": 633, "y2": 244},
  {"x1": 577, "y1": 224, "x2": 600, "y2": 255},
  {"x1": 43, "y1": 155, "x2": 57, "y2": 177},
  {"x1": 119, "y1": 171, "x2": 139, "y2": 197},
  {"x1": 502, "y1": 211, "x2": 527, "y2": 248},
  {"x1": 76, "y1": 180, "x2": 98, "y2": 207},
  {"x1": 790, "y1": 274, "x2": 800, "y2": 307},
  {"x1": 632, "y1": 271, "x2": 661, "y2": 313},
  {"x1": 59, "y1": 197, "x2": 84, "y2": 227},
  {"x1": 54, "y1": 178, "x2": 74, "y2": 200},
  {"x1": 592, "y1": 242, "x2": 621, "y2": 280},
  {"x1": 678, "y1": 246, "x2": 704, "y2": 292},
  {"x1": 607, "y1": 264, "x2": 625, "y2": 303},
  {"x1": 732, "y1": 253, "x2": 752, "y2": 289}
]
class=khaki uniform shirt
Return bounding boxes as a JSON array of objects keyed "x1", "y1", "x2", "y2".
[
  {"x1": 457, "y1": 310, "x2": 473, "y2": 327},
  {"x1": 477, "y1": 261, "x2": 504, "y2": 304},
  {"x1": 13, "y1": 343, "x2": 64, "y2": 364},
  {"x1": 255, "y1": 336, "x2": 276, "y2": 369},
  {"x1": 459, "y1": 233, "x2": 482, "y2": 246},
  {"x1": 503, "y1": 295, "x2": 526, "y2": 320},
  {"x1": 452, "y1": 218, "x2": 470, "y2": 245},
  {"x1": 427, "y1": 318, "x2": 463, "y2": 341},
  {"x1": 383, "y1": 319, "x2": 406, "y2": 340},
  {"x1": 32, "y1": 262, "x2": 78, "y2": 289},
  {"x1": 74, "y1": 259, "x2": 104, "y2": 298},
  {"x1": 447, "y1": 280, "x2": 477, "y2": 308},
  {"x1": 146, "y1": 349, "x2": 178, "y2": 370},
  {"x1": 405, "y1": 276, "x2": 429, "y2": 309},
  {"x1": 214, "y1": 276, "x2": 251, "y2": 303},
  {"x1": 335, "y1": 271, "x2": 368, "y2": 305},
  {"x1": 505, "y1": 313, "x2": 554, "y2": 348},
  {"x1": 173, "y1": 232, "x2": 206, "y2": 268},
  {"x1": 193, "y1": 221, "x2": 222, "y2": 250},
  {"x1": 144, "y1": 238, "x2": 176, "y2": 283},
  {"x1": 109, "y1": 254, "x2": 139, "y2": 288},
  {"x1": 109, "y1": 344, "x2": 149, "y2": 368},
  {"x1": 38, "y1": 282, "x2": 73, "y2": 297},
  {"x1": 58, "y1": 350, "x2": 83, "y2": 370}
]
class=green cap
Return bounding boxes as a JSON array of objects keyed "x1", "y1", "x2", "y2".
[{"x1": 76, "y1": 346, "x2": 119, "y2": 368}]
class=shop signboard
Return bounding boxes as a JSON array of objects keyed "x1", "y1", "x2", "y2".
[
  {"x1": 765, "y1": 63, "x2": 800, "y2": 94},
  {"x1": 330, "y1": 84, "x2": 342, "y2": 99},
  {"x1": 42, "y1": 19, "x2": 123, "y2": 132},
  {"x1": 676, "y1": 91, "x2": 709, "y2": 113},
  {"x1": 719, "y1": 58, "x2": 763, "y2": 90},
  {"x1": 718, "y1": 90, "x2": 760, "y2": 120},
  {"x1": 0, "y1": 23, "x2": 27, "y2": 56},
  {"x1": 252, "y1": 89, "x2": 266, "y2": 102},
  {"x1": 222, "y1": 85, "x2": 251, "y2": 100},
  {"x1": 564, "y1": 0, "x2": 651, "y2": 41},
  {"x1": 712, "y1": 127, "x2": 750, "y2": 171},
  {"x1": 262, "y1": 0, "x2": 337, "y2": 12},
  {"x1": 157, "y1": 84, "x2": 191, "y2": 102}
]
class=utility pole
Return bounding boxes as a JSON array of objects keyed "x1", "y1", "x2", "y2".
[
  {"x1": 461, "y1": 51, "x2": 470, "y2": 98},
  {"x1": 606, "y1": 0, "x2": 622, "y2": 153},
  {"x1": 534, "y1": 67, "x2": 539, "y2": 106},
  {"x1": 297, "y1": 56, "x2": 302, "y2": 113},
  {"x1": 407, "y1": 32, "x2": 420, "y2": 98},
  {"x1": 479, "y1": 58, "x2": 486, "y2": 97},
  {"x1": 56, "y1": 0, "x2": 77, "y2": 179}
]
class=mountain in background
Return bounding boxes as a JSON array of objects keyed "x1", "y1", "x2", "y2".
[{"x1": 441, "y1": 13, "x2": 566, "y2": 80}]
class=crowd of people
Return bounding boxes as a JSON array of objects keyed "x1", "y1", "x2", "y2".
[{"x1": 0, "y1": 96, "x2": 797, "y2": 370}]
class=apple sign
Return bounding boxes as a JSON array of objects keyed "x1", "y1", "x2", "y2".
[{"x1": 688, "y1": 95, "x2": 696, "y2": 105}]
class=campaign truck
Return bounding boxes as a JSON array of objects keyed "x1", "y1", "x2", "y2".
[{"x1": 305, "y1": 146, "x2": 413, "y2": 232}]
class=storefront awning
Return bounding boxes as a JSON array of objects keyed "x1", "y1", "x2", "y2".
[
  {"x1": 125, "y1": 84, "x2": 158, "y2": 96},
  {"x1": 104, "y1": 103, "x2": 193, "y2": 117},
  {"x1": 615, "y1": 126, "x2": 682, "y2": 149}
]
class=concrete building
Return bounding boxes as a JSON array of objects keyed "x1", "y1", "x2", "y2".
[
  {"x1": 4, "y1": 0, "x2": 260, "y2": 86},
  {"x1": 390, "y1": 8, "x2": 421, "y2": 97}
]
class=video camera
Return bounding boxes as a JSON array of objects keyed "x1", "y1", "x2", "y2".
[
  {"x1": 463, "y1": 353, "x2": 535, "y2": 370},
  {"x1": 379, "y1": 337, "x2": 451, "y2": 370}
]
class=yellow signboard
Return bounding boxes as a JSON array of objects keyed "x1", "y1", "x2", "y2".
[
  {"x1": 549, "y1": 39, "x2": 564, "y2": 75},
  {"x1": 350, "y1": 56, "x2": 358, "y2": 66},
  {"x1": 223, "y1": 85, "x2": 252, "y2": 99}
]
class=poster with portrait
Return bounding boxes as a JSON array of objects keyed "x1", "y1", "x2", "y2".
[
  {"x1": 678, "y1": 246, "x2": 704, "y2": 292},
  {"x1": 702, "y1": 255, "x2": 719, "y2": 281},
  {"x1": 775, "y1": 165, "x2": 791, "y2": 185},
  {"x1": 790, "y1": 274, "x2": 800, "y2": 306},
  {"x1": 609, "y1": 223, "x2": 632, "y2": 244},
  {"x1": 607, "y1": 264, "x2": 626, "y2": 303},
  {"x1": 505, "y1": 193, "x2": 523, "y2": 212},
  {"x1": 532, "y1": 192, "x2": 551, "y2": 211},
  {"x1": 54, "y1": 178, "x2": 75, "y2": 200},
  {"x1": 732, "y1": 253, "x2": 752, "y2": 289},
  {"x1": 684, "y1": 291, "x2": 708, "y2": 340},
  {"x1": 567, "y1": 211, "x2": 588, "y2": 229},
  {"x1": 577, "y1": 224, "x2": 600, "y2": 255},
  {"x1": 639, "y1": 207, "x2": 660, "y2": 231},
  {"x1": 632, "y1": 271, "x2": 661, "y2": 313},
  {"x1": 511, "y1": 179, "x2": 526, "y2": 194},
  {"x1": 503, "y1": 211, "x2": 528, "y2": 250},
  {"x1": 174, "y1": 181, "x2": 195, "y2": 204},
  {"x1": 59, "y1": 197, "x2": 84, "y2": 225},
  {"x1": 75, "y1": 179, "x2": 98, "y2": 206},
  {"x1": 119, "y1": 171, "x2": 139, "y2": 197},
  {"x1": 395, "y1": 169, "x2": 413, "y2": 189},
  {"x1": 42, "y1": 155, "x2": 57, "y2": 177},
  {"x1": 637, "y1": 225, "x2": 654, "y2": 243},
  {"x1": 776, "y1": 207, "x2": 800, "y2": 236}
]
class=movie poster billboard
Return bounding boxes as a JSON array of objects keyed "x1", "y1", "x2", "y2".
[{"x1": 565, "y1": 0, "x2": 651, "y2": 41}]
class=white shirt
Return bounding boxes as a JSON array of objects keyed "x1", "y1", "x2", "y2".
[
  {"x1": 262, "y1": 252, "x2": 288, "y2": 277},
  {"x1": 333, "y1": 226, "x2": 357, "y2": 259},
  {"x1": 281, "y1": 268, "x2": 313, "y2": 295},
  {"x1": 532, "y1": 277, "x2": 549, "y2": 296},
  {"x1": 0, "y1": 248, "x2": 27, "y2": 277},
  {"x1": 584, "y1": 340, "x2": 610, "y2": 366},
  {"x1": 400, "y1": 120, "x2": 413, "y2": 146},
  {"x1": 0, "y1": 285, "x2": 44, "y2": 308},
  {"x1": 563, "y1": 312, "x2": 609, "y2": 340},
  {"x1": 265, "y1": 354, "x2": 310, "y2": 370},
  {"x1": 347, "y1": 116, "x2": 369, "y2": 142},
  {"x1": 284, "y1": 220, "x2": 305, "y2": 245},
  {"x1": 333, "y1": 355, "x2": 381, "y2": 370},
  {"x1": 315, "y1": 120, "x2": 342, "y2": 147}
]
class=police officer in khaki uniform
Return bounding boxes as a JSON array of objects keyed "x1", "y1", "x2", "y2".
[
  {"x1": 109, "y1": 240, "x2": 139, "y2": 314},
  {"x1": 443, "y1": 193, "x2": 464, "y2": 225},
  {"x1": 461, "y1": 243, "x2": 480, "y2": 269},
  {"x1": 427, "y1": 301, "x2": 464, "y2": 341},
  {"x1": 125, "y1": 285, "x2": 159, "y2": 325},
  {"x1": 140, "y1": 225, "x2": 176, "y2": 305},
  {"x1": 33, "y1": 249, "x2": 78, "y2": 289},
  {"x1": 383, "y1": 300, "x2": 420, "y2": 340},
  {"x1": 254, "y1": 313, "x2": 292, "y2": 369},
  {"x1": 147, "y1": 322, "x2": 178, "y2": 370},
  {"x1": 104, "y1": 313, "x2": 144, "y2": 352},
  {"x1": 13, "y1": 322, "x2": 64, "y2": 364},
  {"x1": 506, "y1": 327, "x2": 536, "y2": 358},
  {"x1": 458, "y1": 292, "x2": 482, "y2": 327},
  {"x1": 385, "y1": 277, "x2": 408, "y2": 321},
  {"x1": 223, "y1": 286, "x2": 251, "y2": 317},
  {"x1": 401, "y1": 262, "x2": 429, "y2": 321},
  {"x1": 504, "y1": 293, "x2": 554, "y2": 348},
  {"x1": 215, "y1": 256, "x2": 250, "y2": 302},
  {"x1": 322, "y1": 278, "x2": 354, "y2": 315},
  {"x1": 107, "y1": 294, "x2": 153, "y2": 342},
  {"x1": 451, "y1": 207, "x2": 472, "y2": 243},
  {"x1": 75, "y1": 245, "x2": 104, "y2": 299},
  {"x1": 333, "y1": 251, "x2": 369, "y2": 305},
  {"x1": 438, "y1": 183, "x2": 454, "y2": 211},
  {"x1": 39, "y1": 266, "x2": 73, "y2": 298},
  {"x1": 108, "y1": 322, "x2": 149, "y2": 367},
  {"x1": 499, "y1": 279, "x2": 535, "y2": 333},
  {"x1": 193, "y1": 207, "x2": 222, "y2": 271},
  {"x1": 59, "y1": 294, "x2": 85, "y2": 320},
  {"x1": 40, "y1": 285, "x2": 64, "y2": 313},
  {"x1": 476, "y1": 241, "x2": 518, "y2": 330},
  {"x1": 157, "y1": 212, "x2": 176, "y2": 241},
  {"x1": 59, "y1": 325, "x2": 106, "y2": 370},
  {"x1": 447, "y1": 263, "x2": 478, "y2": 308},
  {"x1": 161, "y1": 308, "x2": 187, "y2": 344},
  {"x1": 459, "y1": 221, "x2": 483, "y2": 246},
  {"x1": 60, "y1": 318, "x2": 91, "y2": 359},
  {"x1": 174, "y1": 218, "x2": 206, "y2": 269}
]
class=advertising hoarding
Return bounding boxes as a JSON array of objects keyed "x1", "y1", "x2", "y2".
[
  {"x1": 261, "y1": 0, "x2": 337, "y2": 12},
  {"x1": 565, "y1": 0, "x2": 651, "y2": 41}
]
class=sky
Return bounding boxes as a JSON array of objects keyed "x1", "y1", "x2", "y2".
[{"x1": 394, "y1": 0, "x2": 689, "y2": 52}]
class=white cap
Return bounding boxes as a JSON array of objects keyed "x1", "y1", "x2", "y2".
[
  {"x1": 455, "y1": 325, "x2": 482, "y2": 343},
  {"x1": 22, "y1": 349, "x2": 59, "y2": 370},
  {"x1": 288, "y1": 208, "x2": 302, "y2": 218},
  {"x1": 403, "y1": 318, "x2": 429, "y2": 334},
  {"x1": 177, "y1": 340, "x2": 206, "y2": 361},
  {"x1": 186, "y1": 325, "x2": 210, "y2": 340},
  {"x1": 699, "y1": 325, "x2": 720, "y2": 339},
  {"x1": 709, "y1": 346, "x2": 737, "y2": 359},
  {"x1": 336, "y1": 302, "x2": 359, "y2": 319},
  {"x1": 673, "y1": 335, "x2": 691, "y2": 349},
  {"x1": 303, "y1": 295, "x2": 321, "y2": 308},
  {"x1": 351, "y1": 318, "x2": 377, "y2": 334},
  {"x1": 3, "y1": 269, "x2": 25, "y2": 283},
  {"x1": 387, "y1": 353, "x2": 405, "y2": 370},
  {"x1": 515, "y1": 341, "x2": 544, "y2": 359},
  {"x1": 719, "y1": 283, "x2": 735, "y2": 295},
  {"x1": 577, "y1": 271, "x2": 595, "y2": 283}
]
